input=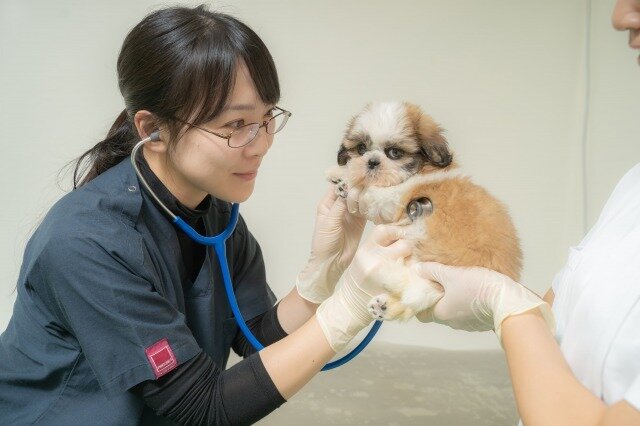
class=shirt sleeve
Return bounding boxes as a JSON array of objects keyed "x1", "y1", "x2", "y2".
[
  {"x1": 231, "y1": 303, "x2": 288, "y2": 358},
  {"x1": 133, "y1": 349, "x2": 285, "y2": 425},
  {"x1": 624, "y1": 374, "x2": 640, "y2": 411},
  {"x1": 230, "y1": 214, "x2": 277, "y2": 320},
  {"x1": 37, "y1": 230, "x2": 202, "y2": 398}
]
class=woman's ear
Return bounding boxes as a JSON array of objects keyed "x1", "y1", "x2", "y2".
[{"x1": 134, "y1": 110, "x2": 165, "y2": 152}]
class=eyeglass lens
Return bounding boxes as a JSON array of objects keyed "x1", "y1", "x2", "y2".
[{"x1": 228, "y1": 112, "x2": 289, "y2": 147}]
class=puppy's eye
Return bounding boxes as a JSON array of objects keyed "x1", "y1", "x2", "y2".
[
  {"x1": 385, "y1": 147, "x2": 404, "y2": 160},
  {"x1": 356, "y1": 143, "x2": 367, "y2": 155},
  {"x1": 407, "y1": 198, "x2": 433, "y2": 221}
]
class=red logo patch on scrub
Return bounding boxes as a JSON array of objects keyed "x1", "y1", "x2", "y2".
[{"x1": 145, "y1": 338, "x2": 178, "y2": 379}]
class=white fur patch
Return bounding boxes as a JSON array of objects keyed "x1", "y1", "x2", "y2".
[
  {"x1": 351, "y1": 102, "x2": 410, "y2": 145},
  {"x1": 358, "y1": 168, "x2": 467, "y2": 224}
]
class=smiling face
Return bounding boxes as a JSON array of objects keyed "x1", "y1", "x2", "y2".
[
  {"x1": 612, "y1": 0, "x2": 640, "y2": 64},
  {"x1": 337, "y1": 101, "x2": 453, "y2": 188},
  {"x1": 144, "y1": 61, "x2": 278, "y2": 207}
]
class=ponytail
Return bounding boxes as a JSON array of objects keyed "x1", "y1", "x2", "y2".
[{"x1": 73, "y1": 109, "x2": 136, "y2": 188}]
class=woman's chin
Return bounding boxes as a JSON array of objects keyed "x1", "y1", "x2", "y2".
[{"x1": 215, "y1": 187, "x2": 254, "y2": 204}]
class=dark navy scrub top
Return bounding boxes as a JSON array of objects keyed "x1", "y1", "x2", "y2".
[{"x1": 0, "y1": 158, "x2": 276, "y2": 424}]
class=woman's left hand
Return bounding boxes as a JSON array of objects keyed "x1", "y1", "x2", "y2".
[
  {"x1": 414, "y1": 262, "x2": 555, "y2": 341},
  {"x1": 296, "y1": 186, "x2": 366, "y2": 304}
]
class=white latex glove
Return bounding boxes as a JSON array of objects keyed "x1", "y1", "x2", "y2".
[
  {"x1": 414, "y1": 262, "x2": 555, "y2": 342},
  {"x1": 315, "y1": 224, "x2": 413, "y2": 352},
  {"x1": 296, "y1": 186, "x2": 367, "y2": 304}
]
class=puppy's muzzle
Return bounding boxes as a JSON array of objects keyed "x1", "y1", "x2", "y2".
[{"x1": 367, "y1": 158, "x2": 380, "y2": 170}]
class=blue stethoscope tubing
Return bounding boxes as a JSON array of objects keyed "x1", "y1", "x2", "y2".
[{"x1": 132, "y1": 133, "x2": 382, "y2": 371}]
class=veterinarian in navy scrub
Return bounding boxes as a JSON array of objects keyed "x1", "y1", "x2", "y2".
[
  {"x1": 0, "y1": 6, "x2": 414, "y2": 424},
  {"x1": 406, "y1": 0, "x2": 640, "y2": 424}
]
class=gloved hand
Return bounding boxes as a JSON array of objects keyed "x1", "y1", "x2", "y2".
[
  {"x1": 414, "y1": 262, "x2": 555, "y2": 341},
  {"x1": 296, "y1": 186, "x2": 366, "y2": 304},
  {"x1": 315, "y1": 224, "x2": 413, "y2": 352}
]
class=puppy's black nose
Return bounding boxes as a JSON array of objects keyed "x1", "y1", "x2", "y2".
[{"x1": 368, "y1": 158, "x2": 380, "y2": 169}]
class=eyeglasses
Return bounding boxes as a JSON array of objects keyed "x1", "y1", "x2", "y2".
[{"x1": 177, "y1": 106, "x2": 292, "y2": 148}]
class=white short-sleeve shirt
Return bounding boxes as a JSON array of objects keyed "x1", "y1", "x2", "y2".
[{"x1": 552, "y1": 163, "x2": 640, "y2": 410}]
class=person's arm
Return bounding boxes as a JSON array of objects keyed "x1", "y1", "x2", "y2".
[
  {"x1": 136, "y1": 224, "x2": 411, "y2": 423},
  {"x1": 502, "y1": 309, "x2": 640, "y2": 426},
  {"x1": 231, "y1": 304, "x2": 289, "y2": 358},
  {"x1": 264, "y1": 224, "x2": 412, "y2": 399},
  {"x1": 416, "y1": 263, "x2": 640, "y2": 426},
  {"x1": 542, "y1": 288, "x2": 555, "y2": 306},
  {"x1": 276, "y1": 286, "x2": 319, "y2": 333}
]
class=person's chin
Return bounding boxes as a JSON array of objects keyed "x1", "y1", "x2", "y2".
[{"x1": 227, "y1": 184, "x2": 255, "y2": 204}]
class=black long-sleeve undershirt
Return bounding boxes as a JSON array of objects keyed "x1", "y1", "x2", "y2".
[
  {"x1": 133, "y1": 153, "x2": 289, "y2": 424},
  {"x1": 133, "y1": 306, "x2": 288, "y2": 425}
]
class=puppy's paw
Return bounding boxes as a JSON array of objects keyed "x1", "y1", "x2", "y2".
[
  {"x1": 368, "y1": 294, "x2": 390, "y2": 320},
  {"x1": 368, "y1": 293, "x2": 410, "y2": 321},
  {"x1": 325, "y1": 166, "x2": 349, "y2": 198}
]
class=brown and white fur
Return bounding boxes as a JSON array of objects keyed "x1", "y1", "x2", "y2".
[{"x1": 327, "y1": 101, "x2": 522, "y2": 321}]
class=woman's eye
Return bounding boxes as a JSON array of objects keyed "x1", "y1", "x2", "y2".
[
  {"x1": 226, "y1": 119, "x2": 245, "y2": 129},
  {"x1": 385, "y1": 148, "x2": 404, "y2": 160},
  {"x1": 356, "y1": 143, "x2": 367, "y2": 155}
]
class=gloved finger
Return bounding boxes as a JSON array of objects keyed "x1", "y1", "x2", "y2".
[
  {"x1": 317, "y1": 185, "x2": 339, "y2": 215},
  {"x1": 380, "y1": 239, "x2": 413, "y2": 261},
  {"x1": 370, "y1": 224, "x2": 407, "y2": 247},
  {"x1": 415, "y1": 307, "x2": 435, "y2": 323},
  {"x1": 328, "y1": 194, "x2": 347, "y2": 217},
  {"x1": 414, "y1": 262, "x2": 452, "y2": 289},
  {"x1": 346, "y1": 186, "x2": 361, "y2": 215}
]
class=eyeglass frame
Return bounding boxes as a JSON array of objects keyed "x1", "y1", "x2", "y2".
[{"x1": 174, "y1": 106, "x2": 292, "y2": 148}]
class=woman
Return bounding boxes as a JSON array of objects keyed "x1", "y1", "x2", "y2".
[
  {"x1": 0, "y1": 5, "x2": 413, "y2": 424},
  {"x1": 413, "y1": 0, "x2": 640, "y2": 424}
]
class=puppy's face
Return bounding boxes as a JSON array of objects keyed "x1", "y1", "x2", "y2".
[{"x1": 337, "y1": 101, "x2": 452, "y2": 188}]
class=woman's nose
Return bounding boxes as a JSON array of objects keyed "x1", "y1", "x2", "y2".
[
  {"x1": 244, "y1": 128, "x2": 272, "y2": 157},
  {"x1": 612, "y1": 0, "x2": 640, "y2": 31}
]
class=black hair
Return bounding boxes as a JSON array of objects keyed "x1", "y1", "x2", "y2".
[{"x1": 73, "y1": 5, "x2": 280, "y2": 187}]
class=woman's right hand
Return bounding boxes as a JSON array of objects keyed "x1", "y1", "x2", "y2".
[{"x1": 315, "y1": 224, "x2": 413, "y2": 352}]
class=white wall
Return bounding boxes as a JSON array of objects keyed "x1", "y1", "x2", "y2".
[{"x1": 1, "y1": 0, "x2": 638, "y2": 351}]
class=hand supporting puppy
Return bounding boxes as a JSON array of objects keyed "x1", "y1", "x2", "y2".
[
  {"x1": 315, "y1": 224, "x2": 413, "y2": 352},
  {"x1": 414, "y1": 262, "x2": 555, "y2": 341},
  {"x1": 296, "y1": 186, "x2": 366, "y2": 304}
]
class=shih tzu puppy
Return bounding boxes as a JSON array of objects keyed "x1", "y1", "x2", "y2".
[{"x1": 327, "y1": 101, "x2": 522, "y2": 321}]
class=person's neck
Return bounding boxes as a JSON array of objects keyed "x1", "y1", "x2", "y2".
[{"x1": 142, "y1": 149, "x2": 208, "y2": 210}]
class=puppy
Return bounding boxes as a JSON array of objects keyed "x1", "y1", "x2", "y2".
[{"x1": 327, "y1": 101, "x2": 522, "y2": 321}]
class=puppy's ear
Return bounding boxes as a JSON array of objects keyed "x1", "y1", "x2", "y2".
[
  {"x1": 337, "y1": 144, "x2": 349, "y2": 166},
  {"x1": 406, "y1": 103, "x2": 452, "y2": 168},
  {"x1": 337, "y1": 115, "x2": 359, "y2": 166}
]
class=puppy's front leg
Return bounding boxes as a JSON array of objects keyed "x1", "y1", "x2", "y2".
[
  {"x1": 359, "y1": 185, "x2": 407, "y2": 225},
  {"x1": 368, "y1": 262, "x2": 444, "y2": 321}
]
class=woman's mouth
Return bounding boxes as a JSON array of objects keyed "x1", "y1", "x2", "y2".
[{"x1": 234, "y1": 171, "x2": 257, "y2": 181}]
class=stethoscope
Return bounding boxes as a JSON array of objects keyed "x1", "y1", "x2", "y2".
[{"x1": 131, "y1": 131, "x2": 382, "y2": 370}]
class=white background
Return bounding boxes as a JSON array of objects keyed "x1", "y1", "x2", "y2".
[{"x1": 1, "y1": 0, "x2": 639, "y2": 350}]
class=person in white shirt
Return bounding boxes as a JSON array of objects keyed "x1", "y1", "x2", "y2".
[{"x1": 411, "y1": 0, "x2": 640, "y2": 424}]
